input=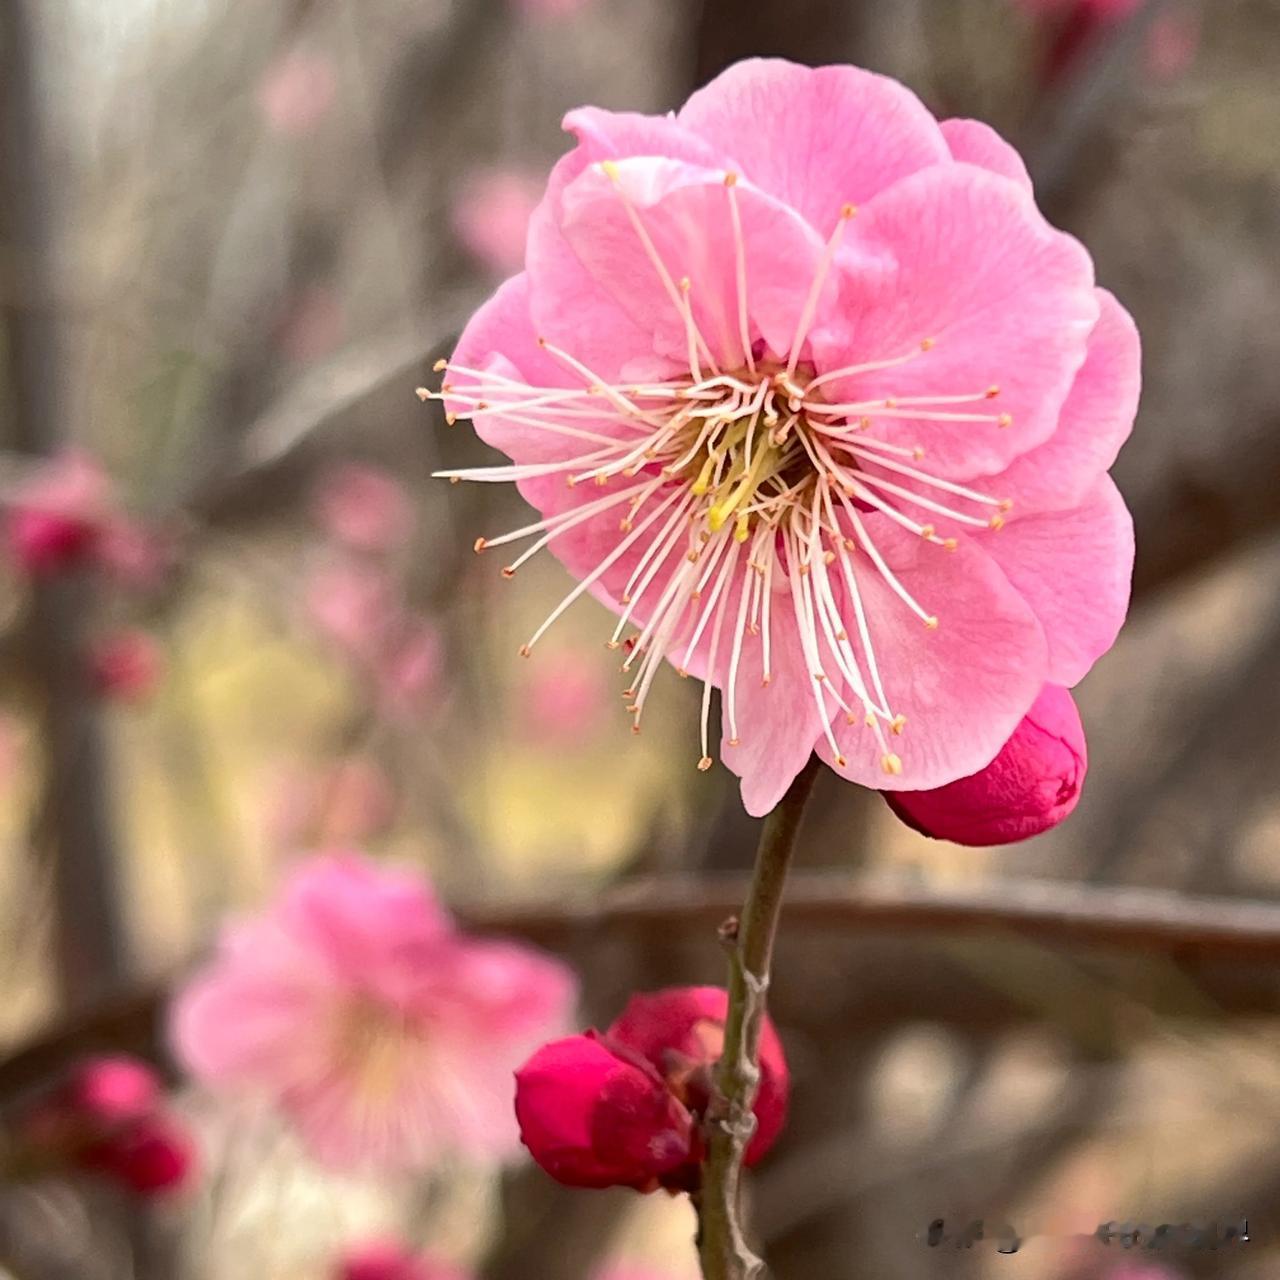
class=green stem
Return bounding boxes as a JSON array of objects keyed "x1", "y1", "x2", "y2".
[{"x1": 696, "y1": 755, "x2": 822, "y2": 1279}]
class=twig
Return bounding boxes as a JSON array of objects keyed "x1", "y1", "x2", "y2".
[
  {"x1": 696, "y1": 756, "x2": 821, "y2": 1280},
  {"x1": 0, "y1": 0, "x2": 129, "y2": 1009}
]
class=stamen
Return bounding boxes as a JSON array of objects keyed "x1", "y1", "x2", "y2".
[
  {"x1": 723, "y1": 172, "x2": 756, "y2": 375},
  {"x1": 785, "y1": 204, "x2": 856, "y2": 379}
]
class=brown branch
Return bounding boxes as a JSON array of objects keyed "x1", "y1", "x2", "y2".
[
  {"x1": 6, "y1": 871, "x2": 1280, "y2": 1106},
  {"x1": 1, "y1": 0, "x2": 129, "y2": 1009},
  {"x1": 463, "y1": 872, "x2": 1280, "y2": 960}
]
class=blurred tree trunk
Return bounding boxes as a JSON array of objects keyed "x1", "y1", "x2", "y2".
[
  {"x1": 691, "y1": 0, "x2": 869, "y2": 83},
  {"x1": 0, "y1": 0, "x2": 129, "y2": 1009}
]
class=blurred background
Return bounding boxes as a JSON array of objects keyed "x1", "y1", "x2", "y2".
[{"x1": 1, "y1": 0, "x2": 1278, "y2": 1277}]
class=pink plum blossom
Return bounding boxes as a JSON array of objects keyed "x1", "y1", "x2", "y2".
[
  {"x1": 428, "y1": 59, "x2": 1139, "y2": 817},
  {"x1": 451, "y1": 168, "x2": 543, "y2": 278},
  {"x1": 522, "y1": 650, "x2": 607, "y2": 743},
  {"x1": 314, "y1": 464, "x2": 415, "y2": 553},
  {"x1": 304, "y1": 559, "x2": 400, "y2": 662},
  {"x1": 884, "y1": 682, "x2": 1086, "y2": 844},
  {"x1": 170, "y1": 852, "x2": 577, "y2": 1173},
  {"x1": 263, "y1": 757, "x2": 397, "y2": 849},
  {"x1": 258, "y1": 50, "x2": 337, "y2": 137},
  {"x1": 376, "y1": 619, "x2": 443, "y2": 720},
  {"x1": 338, "y1": 1241, "x2": 471, "y2": 1280}
]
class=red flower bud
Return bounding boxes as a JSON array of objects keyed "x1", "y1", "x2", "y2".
[
  {"x1": 15, "y1": 1055, "x2": 195, "y2": 1198},
  {"x1": 5, "y1": 508, "x2": 97, "y2": 576},
  {"x1": 514, "y1": 1032, "x2": 694, "y2": 1190},
  {"x1": 884, "y1": 684, "x2": 1087, "y2": 845},
  {"x1": 606, "y1": 986, "x2": 789, "y2": 1167},
  {"x1": 78, "y1": 1113, "x2": 196, "y2": 1196}
]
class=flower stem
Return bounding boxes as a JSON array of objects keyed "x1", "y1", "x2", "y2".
[{"x1": 696, "y1": 755, "x2": 822, "y2": 1279}]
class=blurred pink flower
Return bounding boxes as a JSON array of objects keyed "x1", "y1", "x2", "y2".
[
  {"x1": 594, "y1": 1271, "x2": 683, "y2": 1280},
  {"x1": 277, "y1": 286, "x2": 346, "y2": 363},
  {"x1": 96, "y1": 518, "x2": 173, "y2": 591},
  {"x1": 304, "y1": 559, "x2": 399, "y2": 662},
  {"x1": 435, "y1": 59, "x2": 1137, "y2": 817},
  {"x1": 1015, "y1": 0, "x2": 1197, "y2": 84},
  {"x1": 512, "y1": 0, "x2": 594, "y2": 19},
  {"x1": 314, "y1": 463, "x2": 415, "y2": 553},
  {"x1": 258, "y1": 50, "x2": 337, "y2": 137},
  {"x1": 89, "y1": 630, "x2": 163, "y2": 703},
  {"x1": 377, "y1": 619, "x2": 443, "y2": 720},
  {"x1": 452, "y1": 168, "x2": 543, "y2": 278},
  {"x1": 4, "y1": 449, "x2": 112, "y2": 577},
  {"x1": 1145, "y1": 9, "x2": 1200, "y2": 80},
  {"x1": 523, "y1": 652, "x2": 607, "y2": 743},
  {"x1": 170, "y1": 852, "x2": 577, "y2": 1172},
  {"x1": 338, "y1": 1241, "x2": 471, "y2": 1280},
  {"x1": 264, "y1": 757, "x2": 398, "y2": 849}
]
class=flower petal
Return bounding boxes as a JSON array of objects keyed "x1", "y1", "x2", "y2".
[
  {"x1": 677, "y1": 58, "x2": 949, "y2": 232},
  {"x1": 525, "y1": 109, "x2": 725, "y2": 380},
  {"x1": 974, "y1": 476, "x2": 1133, "y2": 686},
  {"x1": 939, "y1": 118, "x2": 1034, "y2": 195},
  {"x1": 718, "y1": 581, "x2": 826, "y2": 817},
  {"x1": 983, "y1": 289, "x2": 1141, "y2": 512},
  {"x1": 556, "y1": 157, "x2": 831, "y2": 369},
  {"x1": 824, "y1": 516, "x2": 1049, "y2": 788},
  {"x1": 813, "y1": 163, "x2": 1098, "y2": 478}
]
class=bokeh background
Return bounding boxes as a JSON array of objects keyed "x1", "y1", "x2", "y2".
[{"x1": 2, "y1": 0, "x2": 1279, "y2": 1277}]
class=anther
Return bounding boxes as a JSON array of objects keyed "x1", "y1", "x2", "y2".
[
  {"x1": 501, "y1": 567, "x2": 515, "y2": 579},
  {"x1": 697, "y1": 756, "x2": 713, "y2": 772},
  {"x1": 920, "y1": 524, "x2": 935, "y2": 539},
  {"x1": 474, "y1": 537, "x2": 487, "y2": 553},
  {"x1": 600, "y1": 160, "x2": 620, "y2": 182},
  {"x1": 728, "y1": 737, "x2": 741, "y2": 747},
  {"x1": 840, "y1": 203, "x2": 857, "y2": 220},
  {"x1": 985, "y1": 385, "x2": 1000, "y2": 398},
  {"x1": 519, "y1": 644, "x2": 531, "y2": 657},
  {"x1": 432, "y1": 358, "x2": 448, "y2": 372},
  {"x1": 891, "y1": 714, "x2": 907, "y2": 735},
  {"x1": 924, "y1": 616, "x2": 940, "y2": 630},
  {"x1": 415, "y1": 387, "x2": 431, "y2": 401},
  {"x1": 988, "y1": 514, "x2": 1005, "y2": 531},
  {"x1": 920, "y1": 337, "x2": 936, "y2": 351},
  {"x1": 881, "y1": 753, "x2": 904, "y2": 776},
  {"x1": 943, "y1": 538, "x2": 958, "y2": 552},
  {"x1": 724, "y1": 172, "x2": 739, "y2": 188},
  {"x1": 836, "y1": 754, "x2": 848, "y2": 767},
  {"x1": 998, "y1": 413, "x2": 1013, "y2": 428}
]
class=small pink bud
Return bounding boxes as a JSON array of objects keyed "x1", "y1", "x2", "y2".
[
  {"x1": 884, "y1": 683, "x2": 1087, "y2": 845},
  {"x1": 4, "y1": 450, "x2": 111, "y2": 577},
  {"x1": 59, "y1": 1057, "x2": 161, "y2": 1128},
  {"x1": 606, "y1": 986, "x2": 789, "y2": 1167},
  {"x1": 514, "y1": 1033, "x2": 695, "y2": 1190},
  {"x1": 90, "y1": 630, "x2": 162, "y2": 703},
  {"x1": 314, "y1": 463, "x2": 414, "y2": 553},
  {"x1": 78, "y1": 1113, "x2": 196, "y2": 1196}
]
